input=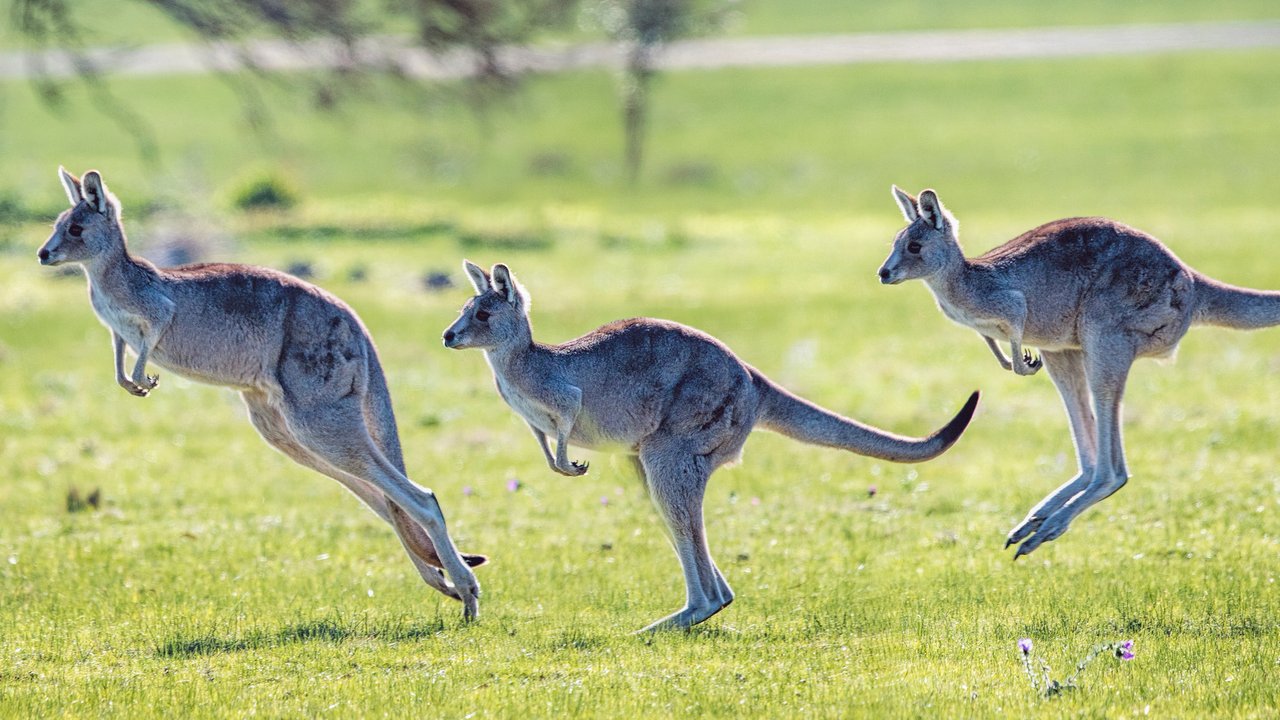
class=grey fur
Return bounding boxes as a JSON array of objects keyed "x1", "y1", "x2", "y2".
[
  {"x1": 445, "y1": 260, "x2": 979, "y2": 631},
  {"x1": 879, "y1": 185, "x2": 1280, "y2": 558},
  {"x1": 38, "y1": 168, "x2": 484, "y2": 619}
]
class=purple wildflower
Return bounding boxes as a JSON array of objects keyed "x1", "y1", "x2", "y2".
[
  {"x1": 750, "y1": 497, "x2": 761, "y2": 506},
  {"x1": 868, "y1": 485, "x2": 878, "y2": 498},
  {"x1": 462, "y1": 485, "x2": 474, "y2": 497},
  {"x1": 600, "y1": 496, "x2": 609, "y2": 507},
  {"x1": 1117, "y1": 640, "x2": 1135, "y2": 661},
  {"x1": 506, "y1": 478, "x2": 521, "y2": 492},
  {"x1": 1018, "y1": 638, "x2": 1033, "y2": 655}
]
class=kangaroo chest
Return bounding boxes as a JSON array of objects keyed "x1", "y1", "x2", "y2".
[
  {"x1": 89, "y1": 283, "x2": 148, "y2": 350},
  {"x1": 494, "y1": 374, "x2": 558, "y2": 434},
  {"x1": 932, "y1": 292, "x2": 1009, "y2": 340},
  {"x1": 492, "y1": 371, "x2": 615, "y2": 451}
]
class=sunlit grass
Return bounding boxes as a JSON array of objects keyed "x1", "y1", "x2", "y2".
[{"x1": 2, "y1": 201, "x2": 1279, "y2": 716}]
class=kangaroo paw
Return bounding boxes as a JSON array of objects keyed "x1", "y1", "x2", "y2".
[
  {"x1": 1015, "y1": 349, "x2": 1043, "y2": 376},
  {"x1": 142, "y1": 373, "x2": 160, "y2": 389},
  {"x1": 555, "y1": 460, "x2": 590, "y2": 477}
]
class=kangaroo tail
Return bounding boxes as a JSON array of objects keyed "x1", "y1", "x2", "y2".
[
  {"x1": 752, "y1": 369, "x2": 979, "y2": 463},
  {"x1": 1192, "y1": 272, "x2": 1280, "y2": 329}
]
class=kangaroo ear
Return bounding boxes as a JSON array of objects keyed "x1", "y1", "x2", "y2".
[
  {"x1": 462, "y1": 259, "x2": 491, "y2": 294},
  {"x1": 81, "y1": 170, "x2": 119, "y2": 219},
  {"x1": 491, "y1": 263, "x2": 529, "y2": 310},
  {"x1": 59, "y1": 166, "x2": 84, "y2": 207},
  {"x1": 891, "y1": 185, "x2": 918, "y2": 223},
  {"x1": 917, "y1": 189, "x2": 951, "y2": 231}
]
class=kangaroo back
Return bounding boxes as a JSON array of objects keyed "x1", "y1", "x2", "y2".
[
  {"x1": 1192, "y1": 272, "x2": 1280, "y2": 329},
  {"x1": 751, "y1": 369, "x2": 978, "y2": 463}
]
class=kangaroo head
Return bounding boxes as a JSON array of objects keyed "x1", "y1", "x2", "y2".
[
  {"x1": 39, "y1": 167, "x2": 125, "y2": 267},
  {"x1": 443, "y1": 259, "x2": 532, "y2": 350},
  {"x1": 878, "y1": 186, "x2": 960, "y2": 285}
]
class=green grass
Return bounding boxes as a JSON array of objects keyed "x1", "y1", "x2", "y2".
[
  {"x1": 3, "y1": 207, "x2": 1280, "y2": 717},
  {"x1": 2, "y1": 37, "x2": 1280, "y2": 720}
]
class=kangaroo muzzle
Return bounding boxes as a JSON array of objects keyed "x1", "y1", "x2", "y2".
[
  {"x1": 37, "y1": 240, "x2": 62, "y2": 266},
  {"x1": 878, "y1": 265, "x2": 903, "y2": 285}
]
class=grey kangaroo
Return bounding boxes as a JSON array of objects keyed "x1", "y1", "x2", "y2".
[
  {"x1": 38, "y1": 168, "x2": 483, "y2": 618},
  {"x1": 879, "y1": 185, "x2": 1280, "y2": 558},
  {"x1": 443, "y1": 260, "x2": 979, "y2": 631}
]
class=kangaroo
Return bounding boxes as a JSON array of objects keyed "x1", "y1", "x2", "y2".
[
  {"x1": 38, "y1": 168, "x2": 484, "y2": 618},
  {"x1": 443, "y1": 260, "x2": 979, "y2": 631},
  {"x1": 879, "y1": 185, "x2": 1280, "y2": 558}
]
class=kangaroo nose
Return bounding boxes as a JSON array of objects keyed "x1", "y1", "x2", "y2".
[
  {"x1": 38, "y1": 248, "x2": 49, "y2": 262},
  {"x1": 443, "y1": 330, "x2": 456, "y2": 345},
  {"x1": 878, "y1": 267, "x2": 891, "y2": 281}
]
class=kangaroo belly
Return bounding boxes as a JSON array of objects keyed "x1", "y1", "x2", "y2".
[
  {"x1": 567, "y1": 411, "x2": 644, "y2": 453},
  {"x1": 149, "y1": 341, "x2": 268, "y2": 389},
  {"x1": 148, "y1": 319, "x2": 277, "y2": 389}
]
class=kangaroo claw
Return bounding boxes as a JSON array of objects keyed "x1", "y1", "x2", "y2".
[
  {"x1": 1005, "y1": 516, "x2": 1043, "y2": 547},
  {"x1": 553, "y1": 460, "x2": 590, "y2": 477},
  {"x1": 1013, "y1": 538, "x2": 1042, "y2": 559},
  {"x1": 1014, "y1": 349, "x2": 1043, "y2": 376}
]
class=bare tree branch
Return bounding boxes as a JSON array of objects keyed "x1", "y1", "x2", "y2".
[{"x1": 11, "y1": 0, "x2": 579, "y2": 162}]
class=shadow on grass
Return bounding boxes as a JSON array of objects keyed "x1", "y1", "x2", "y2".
[
  {"x1": 262, "y1": 222, "x2": 557, "y2": 252},
  {"x1": 269, "y1": 222, "x2": 456, "y2": 242},
  {"x1": 156, "y1": 616, "x2": 447, "y2": 658}
]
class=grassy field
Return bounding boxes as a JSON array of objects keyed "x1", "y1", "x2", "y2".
[
  {"x1": 4, "y1": 50, "x2": 1280, "y2": 221},
  {"x1": 2, "y1": 31, "x2": 1280, "y2": 720}
]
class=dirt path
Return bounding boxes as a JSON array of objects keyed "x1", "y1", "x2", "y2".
[{"x1": 2, "y1": 20, "x2": 1278, "y2": 81}]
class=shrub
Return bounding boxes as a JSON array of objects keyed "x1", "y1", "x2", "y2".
[{"x1": 229, "y1": 171, "x2": 299, "y2": 212}]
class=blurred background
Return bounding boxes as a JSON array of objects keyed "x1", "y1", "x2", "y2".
[{"x1": 2, "y1": 0, "x2": 1278, "y2": 227}]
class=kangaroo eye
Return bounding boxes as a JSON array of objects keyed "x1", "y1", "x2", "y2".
[
  {"x1": 475, "y1": 310, "x2": 491, "y2": 322},
  {"x1": 906, "y1": 241, "x2": 922, "y2": 254},
  {"x1": 68, "y1": 224, "x2": 84, "y2": 238}
]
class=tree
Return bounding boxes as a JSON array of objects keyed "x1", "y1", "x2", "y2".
[{"x1": 587, "y1": 0, "x2": 736, "y2": 183}]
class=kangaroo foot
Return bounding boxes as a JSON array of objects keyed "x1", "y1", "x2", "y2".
[
  {"x1": 635, "y1": 599, "x2": 729, "y2": 634},
  {"x1": 452, "y1": 572, "x2": 481, "y2": 621},
  {"x1": 1005, "y1": 515, "x2": 1045, "y2": 548},
  {"x1": 1011, "y1": 511, "x2": 1075, "y2": 559},
  {"x1": 554, "y1": 460, "x2": 589, "y2": 477}
]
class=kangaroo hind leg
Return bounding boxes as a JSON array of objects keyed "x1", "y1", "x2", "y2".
[
  {"x1": 630, "y1": 455, "x2": 734, "y2": 613},
  {"x1": 1015, "y1": 342, "x2": 1135, "y2": 558},
  {"x1": 634, "y1": 444, "x2": 732, "y2": 633},
  {"x1": 242, "y1": 391, "x2": 467, "y2": 601},
  {"x1": 1006, "y1": 349, "x2": 1097, "y2": 548},
  {"x1": 361, "y1": 371, "x2": 487, "y2": 569},
  {"x1": 275, "y1": 391, "x2": 481, "y2": 619}
]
